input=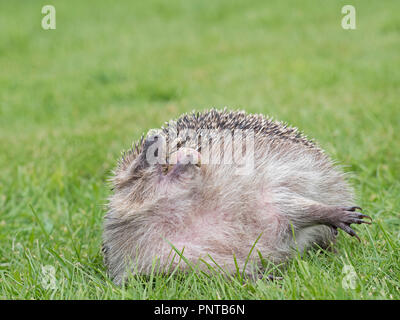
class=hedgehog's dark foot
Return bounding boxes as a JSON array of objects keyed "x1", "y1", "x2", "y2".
[
  {"x1": 243, "y1": 272, "x2": 283, "y2": 283},
  {"x1": 265, "y1": 274, "x2": 283, "y2": 281},
  {"x1": 327, "y1": 206, "x2": 372, "y2": 241}
]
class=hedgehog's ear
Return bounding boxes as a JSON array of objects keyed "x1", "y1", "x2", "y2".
[
  {"x1": 133, "y1": 131, "x2": 167, "y2": 172},
  {"x1": 114, "y1": 132, "x2": 167, "y2": 188}
]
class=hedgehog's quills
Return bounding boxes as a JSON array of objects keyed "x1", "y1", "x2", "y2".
[{"x1": 103, "y1": 109, "x2": 371, "y2": 285}]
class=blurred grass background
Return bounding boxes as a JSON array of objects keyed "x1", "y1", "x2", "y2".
[{"x1": 0, "y1": 0, "x2": 399, "y2": 299}]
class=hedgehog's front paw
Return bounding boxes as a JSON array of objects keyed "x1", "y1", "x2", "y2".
[{"x1": 330, "y1": 206, "x2": 372, "y2": 241}]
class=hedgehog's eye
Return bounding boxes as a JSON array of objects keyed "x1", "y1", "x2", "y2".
[
  {"x1": 162, "y1": 164, "x2": 174, "y2": 175},
  {"x1": 169, "y1": 148, "x2": 201, "y2": 166},
  {"x1": 160, "y1": 148, "x2": 202, "y2": 177}
]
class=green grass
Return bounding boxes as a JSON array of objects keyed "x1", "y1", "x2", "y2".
[{"x1": 0, "y1": 0, "x2": 399, "y2": 299}]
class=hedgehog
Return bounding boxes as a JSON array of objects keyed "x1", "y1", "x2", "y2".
[{"x1": 103, "y1": 108, "x2": 371, "y2": 284}]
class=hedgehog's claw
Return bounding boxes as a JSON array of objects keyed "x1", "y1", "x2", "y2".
[
  {"x1": 332, "y1": 206, "x2": 372, "y2": 241},
  {"x1": 337, "y1": 222, "x2": 361, "y2": 242},
  {"x1": 343, "y1": 206, "x2": 362, "y2": 212}
]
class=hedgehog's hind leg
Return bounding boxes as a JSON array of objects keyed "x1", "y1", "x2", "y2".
[
  {"x1": 306, "y1": 205, "x2": 372, "y2": 241},
  {"x1": 285, "y1": 198, "x2": 372, "y2": 241}
]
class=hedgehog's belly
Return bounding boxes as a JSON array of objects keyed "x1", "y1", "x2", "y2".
[
  {"x1": 152, "y1": 205, "x2": 288, "y2": 274},
  {"x1": 159, "y1": 211, "x2": 238, "y2": 271}
]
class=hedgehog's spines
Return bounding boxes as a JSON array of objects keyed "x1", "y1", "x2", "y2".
[{"x1": 116, "y1": 109, "x2": 322, "y2": 171}]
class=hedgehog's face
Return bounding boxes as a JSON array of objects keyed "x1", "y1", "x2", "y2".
[
  {"x1": 113, "y1": 133, "x2": 204, "y2": 208},
  {"x1": 112, "y1": 129, "x2": 257, "y2": 219}
]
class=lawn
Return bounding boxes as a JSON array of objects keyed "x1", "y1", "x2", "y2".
[{"x1": 0, "y1": 0, "x2": 399, "y2": 299}]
